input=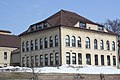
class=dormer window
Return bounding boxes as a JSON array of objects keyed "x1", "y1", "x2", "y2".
[
  {"x1": 36, "y1": 24, "x2": 43, "y2": 30},
  {"x1": 43, "y1": 22, "x2": 47, "y2": 28},
  {"x1": 30, "y1": 25, "x2": 36, "y2": 32},
  {"x1": 31, "y1": 27, "x2": 34, "y2": 31},
  {"x1": 98, "y1": 26, "x2": 104, "y2": 31},
  {"x1": 79, "y1": 22, "x2": 86, "y2": 28}
]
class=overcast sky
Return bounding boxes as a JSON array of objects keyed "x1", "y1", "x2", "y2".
[{"x1": 0, "y1": 0, "x2": 119, "y2": 35}]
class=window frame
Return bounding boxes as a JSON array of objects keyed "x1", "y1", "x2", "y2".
[
  {"x1": 66, "y1": 52, "x2": 70, "y2": 64},
  {"x1": 40, "y1": 38, "x2": 43, "y2": 49},
  {"x1": 106, "y1": 41, "x2": 110, "y2": 50},
  {"x1": 86, "y1": 54, "x2": 91, "y2": 65},
  {"x1": 49, "y1": 36, "x2": 53, "y2": 48},
  {"x1": 94, "y1": 39, "x2": 98, "y2": 49},
  {"x1": 78, "y1": 37, "x2": 81, "y2": 47},
  {"x1": 78, "y1": 53, "x2": 82, "y2": 65},
  {"x1": 35, "y1": 39, "x2": 38, "y2": 50},
  {"x1": 95, "y1": 54, "x2": 98, "y2": 65},
  {"x1": 112, "y1": 41, "x2": 115, "y2": 51},
  {"x1": 72, "y1": 53, "x2": 76, "y2": 64},
  {"x1": 44, "y1": 37, "x2": 48, "y2": 48},
  {"x1": 26, "y1": 41, "x2": 29, "y2": 51},
  {"x1": 50, "y1": 53, "x2": 54, "y2": 66},
  {"x1": 66, "y1": 35, "x2": 70, "y2": 46},
  {"x1": 100, "y1": 40, "x2": 104, "y2": 50},
  {"x1": 72, "y1": 36, "x2": 76, "y2": 47},
  {"x1": 85, "y1": 37, "x2": 90, "y2": 49},
  {"x1": 45, "y1": 54, "x2": 48, "y2": 66},
  {"x1": 55, "y1": 35, "x2": 58, "y2": 47},
  {"x1": 30, "y1": 40, "x2": 34, "y2": 51}
]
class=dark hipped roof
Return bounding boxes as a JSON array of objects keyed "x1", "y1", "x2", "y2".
[
  {"x1": 20, "y1": 10, "x2": 116, "y2": 36},
  {"x1": 0, "y1": 34, "x2": 20, "y2": 48},
  {"x1": 0, "y1": 30, "x2": 11, "y2": 33},
  {"x1": 45, "y1": 9, "x2": 97, "y2": 27}
]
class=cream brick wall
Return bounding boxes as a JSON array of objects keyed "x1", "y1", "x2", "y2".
[
  {"x1": 21, "y1": 25, "x2": 118, "y2": 67},
  {"x1": 21, "y1": 27, "x2": 60, "y2": 67},
  {"x1": 61, "y1": 26, "x2": 118, "y2": 67},
  {"x1": 0, "y1": 47, "x2": 16, "y2": 67}
]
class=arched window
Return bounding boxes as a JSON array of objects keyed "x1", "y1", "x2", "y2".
[
  {"x1": 49, "y1": 36, "x2": 53, "y2": 47},
  {"x1": 35, "y1": 39, "x2": 38, "y2": 50},
  {"x1": 112, "y1": 41, "x2": 115, "y2": 51},
  {"x1": 94, "y1": 39, "x2": 98, "y2": 49},
  {"x1": 44, "y1": 37, "x2": 48, "y2": 48},
  {"x1": 86, "y1": 37, "x2": 90, "y2": 48},
  {"x1": 22, "y1": 42, "x2": 25, "y2": 52},
  {"x1": 30, "y1": 40, "x2": 34, "y2": 51},
  {"x1": 55, "y1": 35, "x2": 58, "y2": 47},
  {"x1": 72, "y1": 36, "x2": 76, "y2": 47},
  {"x1": 66, "y1": 35, "x2": 70, "y2": 46},
  {"x1": 26, "y1": 41, "x2": 29, "y2": 51},
  {"x1": 106, "y1": 41, "x2": 110, "y2": 50},
  {"x1": 40, "y1": 38, "x2": 43, "y2": 49},
  {"x1": 100, "y1": 40, "x2": 104, "y2": 50},
  {"x1": 78, "y1": 37, "x2": 81, "y2": 47},
  {"x1": 86, "y1": 54, "x2": 91, "y2": 65}
]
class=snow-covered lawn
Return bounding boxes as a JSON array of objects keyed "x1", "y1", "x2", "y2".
[{"x1": 0, "y1": 65, "x2": 120, "y2": 74}]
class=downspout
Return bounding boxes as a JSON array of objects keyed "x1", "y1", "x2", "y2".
[{"x1": 59, "y1": 26, "x2": 62, "y2": 66}]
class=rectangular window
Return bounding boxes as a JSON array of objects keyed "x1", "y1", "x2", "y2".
[
  {"x1": 22, "y1": 57, "x2": 25, "y2": 67},
  {"x1": 66, "y1": 52, "x2": 70, "y2": 64},
  {"x1": 31, "y1": 56, "x2": 34, "y2": 67},
  {"x1": 26, "y1": 57, "x2": 29, "y2": 67},
  {"x1": 4, "y1": 52, "x2": 7, "y2": 60},
  {"x1": 101, "y1": 55, "x2": 104, "y2": 65},
  {"x1": 86, "y1": 54, "x2": 91, "y2": 65},
  {"x1": 95, "y1": 55, "x2": 98, "y2": 65},
  {"x1": 107, "y1": 55, "x2": 110, "y2": 66},
  {"x1": 78, "y1": 53, "x2": 82, "y2": 65},
  {"x1": 72, "y1": 53, "x2": 76, "y2": 64},
  {"x1": 40, "y1": 55, "x2": 43, "y2": 66},
  {"x1": 55, "y1": 53, "x2": 59, "y2": 65},
  {"x1": 45, "y1": 54, "x2": 48, "y2": 66},
  {"x1": 113, "y1": 56, "x2": 116, "y2": 66},
  {"x1": 35, "y1": 55, "x2": 39, "y2": 67},
  {"x1": 50, "y1": 53, "x2": 54, "y2": 66}
]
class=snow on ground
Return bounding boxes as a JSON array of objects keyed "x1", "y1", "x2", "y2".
[{"x1": 0, "y1": 64, "x2": 120, "y2": 74}]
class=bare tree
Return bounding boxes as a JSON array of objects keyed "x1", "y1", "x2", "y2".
[
  {"x1": 103, "y1": 19, "x2": 120, "y2": 35},
  {"x1": 103, "y1": 19, "x2": 120, "y2": 67}
]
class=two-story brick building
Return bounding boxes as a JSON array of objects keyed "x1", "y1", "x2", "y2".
[{"x1": 20, "y1": 10, "x2": 118, "y2": 67}]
